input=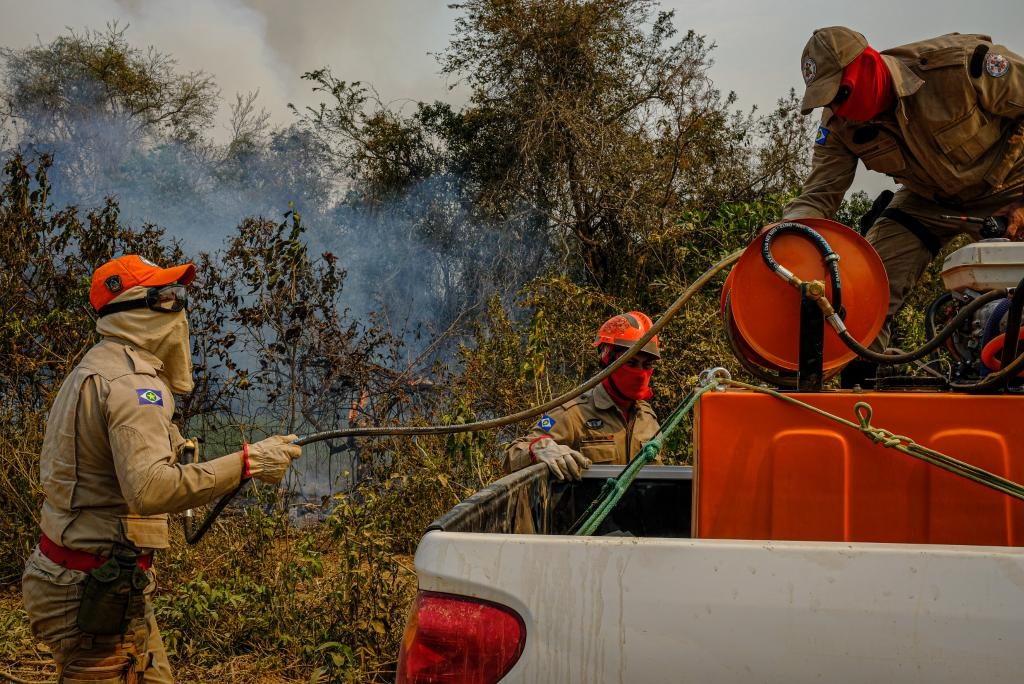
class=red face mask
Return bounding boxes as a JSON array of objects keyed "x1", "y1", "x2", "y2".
[
  {"x1": 831, "y1": 47, "x2": 894, "y2": 122},
  {"x1": 607, "y1": 365, "x2": 654, "y2": 401}
]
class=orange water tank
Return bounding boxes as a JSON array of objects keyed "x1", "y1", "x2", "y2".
[{"x1": 694, "y1": 389, "x2": 1024, "y2": 546}]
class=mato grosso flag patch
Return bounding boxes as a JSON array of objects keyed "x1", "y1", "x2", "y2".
[{"x1": 137, "y1": 388, "x2": 164, "y2": 406}]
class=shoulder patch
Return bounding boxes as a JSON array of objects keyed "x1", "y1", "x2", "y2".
[
  {"x1": 136, "y1": 388, "x2": 164, "y2": 406},
  {"x1": 985, "y1": 52, "x2": 1010, "y2": 78},
  {"x1": 815, "y1": 126, "x2": 830, "y2": 146},
  {"x1": 537, "y1": 414, "x2": 556, "y2": 432}
]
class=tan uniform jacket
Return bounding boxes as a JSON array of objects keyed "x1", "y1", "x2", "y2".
[
  {"x1": 39, "y1": 337, "x2": 244, "y2": 555},
  {"x1": 502, "y1": 383, "x2": 661, "y2": 473},
  {"x1": 784, "y1": 33, "x2": 1024, "y2": 220}
]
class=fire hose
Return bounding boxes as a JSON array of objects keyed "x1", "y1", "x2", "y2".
[
  {"x1": 184, "y1": 248, "x2": 745, "y2": 543},
  {"x1": 188, "y1": 222, "x2": 1024, "y2": 543}
]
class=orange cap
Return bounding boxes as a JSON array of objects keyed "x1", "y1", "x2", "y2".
[{"x1": 90, "y1": 255, "x2": 196, "y2": 312}]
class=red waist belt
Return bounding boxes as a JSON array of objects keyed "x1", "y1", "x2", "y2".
[{"x1": 39, "y1": 534, "x2": 153, "y2": 573}]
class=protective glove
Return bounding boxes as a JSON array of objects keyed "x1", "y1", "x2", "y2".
[
  {"x1": 530, "y1": 438, "x2": 591, "y2": 481},
  {"x1": 993, "y1": 199, "x2": 1024, "y2": 240},
  {"x1": 244, "y1": 434, "x2": 302, "y2": 484}
]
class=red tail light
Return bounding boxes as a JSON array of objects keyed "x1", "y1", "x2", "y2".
[{"x1": 396, "y1": 591, "x2": 526, "y2": 683}]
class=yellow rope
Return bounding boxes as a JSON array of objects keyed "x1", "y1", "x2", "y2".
[{"x1": 721, "y1": 378, "x2": 1024, "y2": 501}]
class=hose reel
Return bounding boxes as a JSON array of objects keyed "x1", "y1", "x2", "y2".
[{"x1": 721, "y1": 218, "x2": 889, "y2": 389}]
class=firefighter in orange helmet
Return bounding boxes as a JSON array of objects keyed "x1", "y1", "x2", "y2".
[{"x1": 502, "y1": 312, "x2": 662, "y2": 480}]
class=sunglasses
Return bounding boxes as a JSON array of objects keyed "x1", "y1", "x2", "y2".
[
  {"x1": 830, "y1": 84, "x2": 852, "y2": 108},
  {"x1": 98, "y1": 284, "x2": 189, "y2": 317}
]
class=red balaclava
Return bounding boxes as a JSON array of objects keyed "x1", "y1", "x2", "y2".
[
  {"x1": 601, "y1": 348, "x2": 654, "y2": 402},
  {"x1": 831, "y1": 46, "x2": 894, "y2": 122}
]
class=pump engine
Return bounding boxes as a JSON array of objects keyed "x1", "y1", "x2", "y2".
[{"x1": 934, "y1": 240, "x2": 1024, "y2": 381}]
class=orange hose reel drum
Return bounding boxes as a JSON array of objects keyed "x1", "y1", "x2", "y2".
[
  {"x1": 725, "y1": 218, "x2": 889, "y2": 372},
  {"x1": 720, "y1": 268, "x2": 777, "y2": 370}
]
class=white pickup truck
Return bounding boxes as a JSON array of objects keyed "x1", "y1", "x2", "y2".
[
  {"x1": 395, "y1": 232, "x2": 1024, "y2": 683},
  {"x1": 395, "y1": 389, "x2": 1024, "y2": 683}
]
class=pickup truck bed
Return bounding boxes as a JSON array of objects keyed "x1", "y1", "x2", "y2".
[
  {"x1": 430, "y1": 464, "x2": 691, "y2": 537},
  {"x1": 399, "y1": 389, "x2": 1024, "y2": 683}
]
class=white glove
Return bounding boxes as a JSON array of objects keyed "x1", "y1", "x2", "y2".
[
  {"x1": 531, "y1": 438, "x2": 591, "y2": 481},
  {"x1": 245, "y1": 434, "x2": 302, "y2": 484}
]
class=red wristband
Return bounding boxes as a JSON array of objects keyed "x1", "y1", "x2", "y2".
[
  {"x1": 242, "y1": 443, "x2": 251, "y2": 479},
  {"x1": 528, "y1": 436, "x2": 552, "y2": 464}
]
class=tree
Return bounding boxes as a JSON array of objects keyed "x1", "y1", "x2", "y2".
[
  {"x1": 0, "y1": 24, "x2": 221, "y2": 213},
  {"x1": 0, "y1": 24, "x2": 218, "y2": 148},
  {"x1": 294, "y1": 70, "x2": 552, "y2": 349},
  {"x1": 441, "y1": 0, "x2": 811, "y2": 290},
  {"x1": 293, "y1": 71, "x2": 448, "y2": 204}
]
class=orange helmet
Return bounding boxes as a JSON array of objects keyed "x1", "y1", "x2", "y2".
[{"x1": 593, "y1": 311, "x2": 660, "y2": 358}]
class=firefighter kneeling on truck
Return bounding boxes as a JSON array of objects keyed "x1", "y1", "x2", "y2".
[
  {"x1": 21, "y1": 255, "x2": 303, "y2": 684},
  {"x1": 784, "y1": 26, "x2": 1024, "y2": 387},
  {"x1": 502, "y1": 312, "x2": 662, "y2": 480}
]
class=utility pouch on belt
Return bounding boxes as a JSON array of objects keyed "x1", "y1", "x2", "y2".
[{"x1": 76, "y1": 550, "x2": 150, "y2": 636}]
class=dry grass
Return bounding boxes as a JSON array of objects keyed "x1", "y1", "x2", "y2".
[
  {"x1": 0, "y1": 573, "x2": 308, "y2": 684},
  {"x1": 0, "y1": 584, "x2": 55, "y2": 684},
  {"x1": 0, "y1": 532, "x2": 419, "y2": 684}
]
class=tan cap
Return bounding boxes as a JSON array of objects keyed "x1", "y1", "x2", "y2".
[{"x1": 799, "y1": 26, "x2": 869, "y2": 115}]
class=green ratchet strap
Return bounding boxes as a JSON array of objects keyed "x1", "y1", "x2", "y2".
[{"x1": 572, "y1": 381, "x2": 719, "y2": 536}]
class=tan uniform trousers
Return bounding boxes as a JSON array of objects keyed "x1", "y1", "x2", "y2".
[
  {"x1": 22, "y1": 547, "x2": 173, "y2": 684},
  {"x1": 865, "y1": 183, "x2": 1023, "y2": 350}
]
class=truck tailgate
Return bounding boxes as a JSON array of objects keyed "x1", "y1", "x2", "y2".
[{"x1": 414, "y1": 532, "x2": 1024, "y2": 683}]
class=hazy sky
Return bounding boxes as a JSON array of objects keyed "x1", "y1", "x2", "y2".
[{"x1": 2, "y1": 0, "x2": 1023, "y2": 197}]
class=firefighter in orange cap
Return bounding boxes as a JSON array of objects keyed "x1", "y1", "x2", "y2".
[
  {"x1": 784, "y1": 26, "x2": 1024, "y2": 386},
  {"x1": 21, "y1": 255, "x2": 302, "y2": 683},
  {"x1": 502, "y1": 312, "x2": 662, "y2": 480}
]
